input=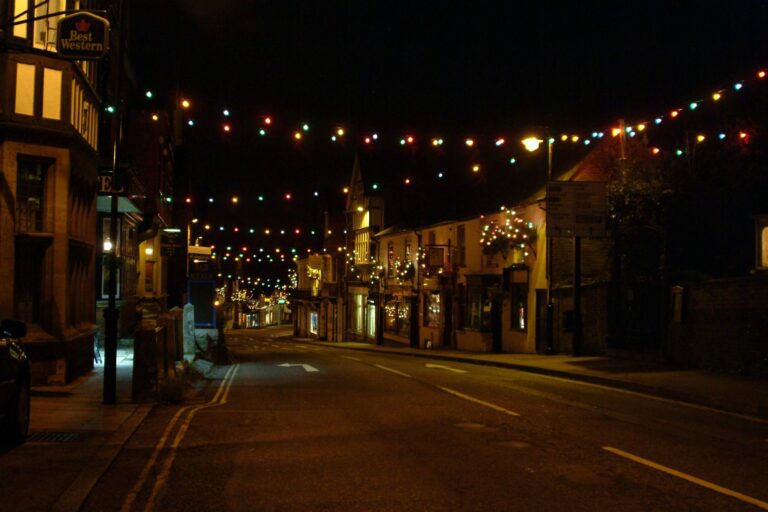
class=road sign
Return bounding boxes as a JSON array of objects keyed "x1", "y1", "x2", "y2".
[{"x1": 546, "y1": 181, "x2": 607, "y2": 237}]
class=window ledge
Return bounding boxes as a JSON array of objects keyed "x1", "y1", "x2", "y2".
[{"x1": 15, "y1": 231, "x2": 54, "y2": 238}]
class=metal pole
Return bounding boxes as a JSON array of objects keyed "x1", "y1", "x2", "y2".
[
  {"x1": 545, "y1": 139, "x2": 555, "y2": 354},
  {"x1": 573, "y1": 235, "x2": 582, "y2": 356},
  {"x1": 103, "y1": 0, "x2": 125, "y2": 404}
]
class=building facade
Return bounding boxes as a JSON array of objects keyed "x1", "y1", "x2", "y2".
[
  {"x1": 375, "y1": 227, "x2": 420, "y2": 347},
  {"x1": 0, "y1": 0, "x2": 102, "y2": 383},
  {"x1": 343, "y1": 157, "x2": 383, "y2": 343}
]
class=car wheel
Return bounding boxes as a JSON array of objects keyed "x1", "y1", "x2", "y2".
[{"x1": 8, "y1": 382, "x2": 30, "y2": 443}]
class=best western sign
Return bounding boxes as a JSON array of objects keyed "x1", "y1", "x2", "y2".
[{"x1": 57, "y1": 12, "x2": 110, "y2": 60}]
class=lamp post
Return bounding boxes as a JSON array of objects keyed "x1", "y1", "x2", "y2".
[
  {"x1": 522, "y1": 136, "x2": 555, "y2": 354},
  {"x1": 103, "y1": 0, "x2": 128, "y2": 404}
]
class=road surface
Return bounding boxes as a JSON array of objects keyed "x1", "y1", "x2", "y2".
[{"x1": 80, "y1": 327, "x2": 768, "y2": 511}]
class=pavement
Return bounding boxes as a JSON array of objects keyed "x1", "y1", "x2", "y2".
[
  {"x1": 291, "y1": 337, "x2": 768, "y2": 420},
  {"x1": 0, "y1": 348, "x2": 149, "y2": 512}
]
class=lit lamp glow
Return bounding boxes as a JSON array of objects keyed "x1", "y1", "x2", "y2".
[{"x1": 521, "y1": 137, "x2": 543, "y2": 152}]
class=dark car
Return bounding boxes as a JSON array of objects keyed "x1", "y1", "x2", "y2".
[{"x1": 0, "y1": 319, "x2": 30, "y2": 444}]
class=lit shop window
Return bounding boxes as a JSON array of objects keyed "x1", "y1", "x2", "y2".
[{"x1": 424, "y1": 292, "x2": 441, "y2": 327}]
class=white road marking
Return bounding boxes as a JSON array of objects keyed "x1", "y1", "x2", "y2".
[
  {"x1": 373, "y1": 364, "x2": 411, "y2": 378},
  {"x1": 438, "y1": 386, "x2": 520, "y2": 417},
  {"x1": 521, "y1": 371, "x2": 768, "y2": 425},
  {"x1": 426, "y1": 363, "x2": 467, "y2": 373},
  {"x1": 342, "y1": 356, "x2": 361, "y2": 361},
  {"x1": 278, "y1": 363, "x2": 319, "y2": 372},
  {"x1": 603, "y1": 446, "x2": 768, "y2": 510},
  {"x1": 122, "y1": 364, "x2": 238, "y2": 512}
]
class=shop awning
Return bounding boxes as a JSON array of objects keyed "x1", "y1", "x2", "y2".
[{"x1": 97, "y1": 195, "x2": 143, "y2": 214}]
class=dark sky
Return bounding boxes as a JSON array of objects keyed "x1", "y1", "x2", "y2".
[{"x1": 129, "y1": 1, "x2": 768, "y2": 284}]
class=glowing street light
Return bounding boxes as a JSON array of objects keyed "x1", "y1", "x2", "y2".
[{"x1": 521, "y1": 137, "x2": 543, "y2": 152}]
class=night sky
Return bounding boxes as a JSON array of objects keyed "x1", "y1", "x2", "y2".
[{"x1": 129, "y1": 1, "x2": 768, "y2": 283}]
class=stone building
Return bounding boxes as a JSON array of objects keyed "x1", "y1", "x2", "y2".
[{"x1": 0, "y1": 0, "x2": 102, "y2": 383}]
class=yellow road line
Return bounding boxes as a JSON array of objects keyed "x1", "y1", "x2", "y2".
[
  {"x1": 121, "y1": 364, "x2": 237, "y2": 512},
  {"x1": 438, "y1": 386, "x2": 520, "y2": 417},
  {"x1": 603, "y1": 446, "x2": 768, "y2": 510},
  {"x1": 142, "y1": 364, "x2": 240, "y2": 512}
]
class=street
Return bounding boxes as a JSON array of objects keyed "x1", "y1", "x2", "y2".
[{"x1": 65, "y1": 327, "x2": 766, "y2": 511}]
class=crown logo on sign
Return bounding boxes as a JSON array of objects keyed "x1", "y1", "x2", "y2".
[{"x1": 75, "y1": 18, "x2": 91, "y2": 32}]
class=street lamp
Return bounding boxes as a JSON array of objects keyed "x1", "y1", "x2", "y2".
[{"x1": 522, "y1": 135, "x2": 555, "y2": 354}]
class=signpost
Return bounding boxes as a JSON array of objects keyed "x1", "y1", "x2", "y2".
[
  {"x1": 546, "y1": 181, "x2": 607, "y2": 238},
  {"x1": 546, "y1": 181, "x2": 607, "y2": 356}
]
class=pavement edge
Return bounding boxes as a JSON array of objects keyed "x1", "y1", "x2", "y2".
[
  {"x1": 301, "y1": 341, "x2": 768, "y2": 420},
  {"x1": 50, "y1": 403, "x2": 154, "y2": 512}
]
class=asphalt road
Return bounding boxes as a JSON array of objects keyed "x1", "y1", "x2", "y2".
[{"x1": 83, "y1": 327, "x2": 768, "y2": 512}]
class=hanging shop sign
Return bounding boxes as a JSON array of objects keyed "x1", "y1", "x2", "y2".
[
  {"x1": 97, "y1": 172, "x2": 125, "y2": 195},
  {"x1": 57, "y1": 12, "x2": 110, "y2": 60}
]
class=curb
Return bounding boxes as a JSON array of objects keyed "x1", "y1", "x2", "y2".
[
  {"x1": 50, "y1": 403, "x2": 154, "y2": 512},
  {"x1": 303, "y1": 341, "x2": 768, "y2": 421}
]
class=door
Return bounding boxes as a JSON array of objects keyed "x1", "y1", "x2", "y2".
[
  {"x1": 442, "y1": 289, "x2": 453, "y2": 347},
  {"x1": 491, "y1": 297, "x2": 502, "y2": 353},
  {"x1": 535, "y1": 290, "x2": 548, "y2": 354}
]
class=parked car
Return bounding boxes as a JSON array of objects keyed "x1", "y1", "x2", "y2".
[{"x1": 0, "y1": 319, "x2": 30, "y2": 444}]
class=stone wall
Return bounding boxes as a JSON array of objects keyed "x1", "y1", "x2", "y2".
[
  {"x1": 666, "y1": 275, "x2": 768, "y2": 377},
  {"x1": 552, "y1": 282, "x2": 610, "y2": 355}
]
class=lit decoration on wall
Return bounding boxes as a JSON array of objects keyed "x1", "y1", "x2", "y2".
[{"x1": 479, "y1": 206, "x2": 537, "y2": 259}]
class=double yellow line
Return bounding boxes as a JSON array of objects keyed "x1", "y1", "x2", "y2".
[{"x1": 121, "y1": 363, "x2": 240, "y2": 512}]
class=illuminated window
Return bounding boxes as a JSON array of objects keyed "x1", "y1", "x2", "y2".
[
  {"x1": 351, "y1": 294, "x2": 365, "y2": 334},
  {"x1": 34, "y1": 0, "x2": 66, "y2": 51},
  {"x1": 355, "y1": 231, "x2": 370, "y2": 264},
  {"x1": 385, "y1": 300, "x2": 411, "y2": 338},
  {"x1": 15, "y1": 62, "x2": 36, "y2": 115},
  {"x1": 762, "y1": 227, "x2": 768, "y2": 268},
  {"x1": 13, "y1": 0, "x2": 28, "y2": 38},
  {"x1": 424, "y1": 292, "x2": 441, "y2": 327},
  {"x1": 42, "y1": 68, "x2": 62, "y2": 119},
  {"x1": 367, "y1": 304, "x2": 376, "y2": 338}
]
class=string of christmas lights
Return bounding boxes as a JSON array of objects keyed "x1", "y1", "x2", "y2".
[
  {"x1": 132, "y1": 66, "x2": 765, "y2": 158},
  {"x1": 174, "y1": 65, "x2": 766, "y2": 286}
]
